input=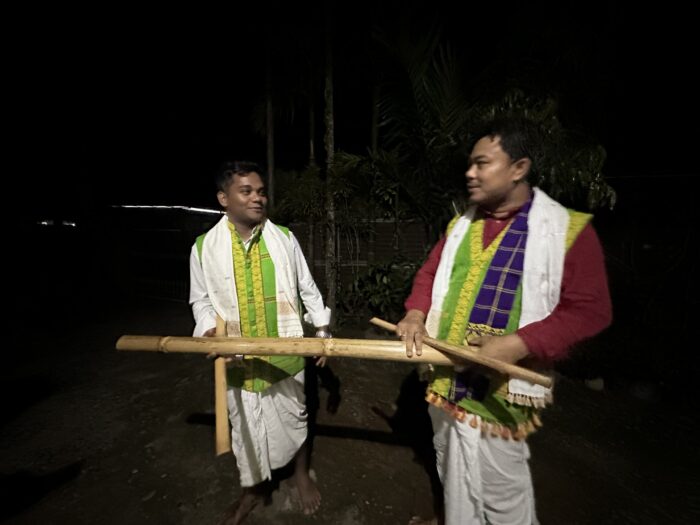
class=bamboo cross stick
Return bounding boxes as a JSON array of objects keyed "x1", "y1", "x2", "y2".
[
  {"x1": 214, "y1": 316, "x2": 230, "y2": 456},
  {"x1": 368, "y1": 317, "x2": 552, "y2": 388}
]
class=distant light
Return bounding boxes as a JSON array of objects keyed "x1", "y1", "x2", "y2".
[
  {"x1": 38, "y1": 220, "x2": 54, "y2": 226},
  {"x1": 114, "y1": 204, "x2": 223, "y2": 215}
]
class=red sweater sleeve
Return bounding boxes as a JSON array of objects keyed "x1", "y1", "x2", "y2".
[
  {"x1": 404, "y1": 237, "x2": 446, "y2": 315},
  {"x1": 517, "y1": 223, "x2": 612, "y2": 361}
]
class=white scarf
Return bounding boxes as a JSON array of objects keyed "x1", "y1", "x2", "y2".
[
  {"x1": 200, "y1": 216, "x2": 304, "y2": 338},
  {"x1": 426, "y1": 187, "x2": 570, "y2": 405}
]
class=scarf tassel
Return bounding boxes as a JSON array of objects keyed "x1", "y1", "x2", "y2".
[{"x1": 505, "y1": 391, "x2": 553, "y2": 408}]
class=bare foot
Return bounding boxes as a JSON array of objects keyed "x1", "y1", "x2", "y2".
[
  {"x1": 219, "y1": 490, "x2": 262, "y2": 525},
  {"x1": 294, "y1": 470, "x2": 321, "y2": 515},
  {"x1": 408, "y1": 516, "x2": 438, "y2": 525}
]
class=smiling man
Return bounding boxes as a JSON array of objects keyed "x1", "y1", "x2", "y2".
[
  {"x1": 397, "y1": 119, "x2": 612, "y2": 525},
  {"x1": 189, "y1": 161, "x2": 331, "y2": 524}
]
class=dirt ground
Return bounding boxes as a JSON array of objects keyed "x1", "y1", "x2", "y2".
[{"x1": 2, "y1": 296, "x2": 697, "y2": 524}]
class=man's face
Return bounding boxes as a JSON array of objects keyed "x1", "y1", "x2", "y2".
[
  {"x1": 217, "y1": 172, "x2": 267, "y2": 227},
  {"x1": 465, "y1": 135, "x2": 528, "y2": 208}
]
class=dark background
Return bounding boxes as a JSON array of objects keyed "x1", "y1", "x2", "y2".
[
  {"x1": 11, "y1": 1, "x2": 698, "y2": 215},
  {"x1": 8, "y1": 1, "x2": 699, "y2": 387},
  {"x1": 4, "y1": 3, "x2": 699, "y2": 522}
]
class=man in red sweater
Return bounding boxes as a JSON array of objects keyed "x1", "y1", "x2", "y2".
[{"x1": 399, "y1": 118, "x2": 611, "y2": 525}]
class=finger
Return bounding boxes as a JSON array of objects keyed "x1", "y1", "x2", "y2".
[
  {"x1": 206, "y1": 352, "x2": 218, "y2": 360},
  {"x1": 396, "y1": 324, "x2": 411, "y2": 356},
  {"x1": 405, "y1": 331, "x2": 414, "y2": 358},
  {"x1": 415, "y1": 332, "x2": 424, "y2": 356},
  {"x1": 396, "y1": 322, "x2": 408, "y2": 338}
]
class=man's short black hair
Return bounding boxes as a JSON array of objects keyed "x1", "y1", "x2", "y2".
[
  {"x1": 215, "y1": 161, "x2": 265, "y2": 192},
  {"x1": 471, "y1": 117, "x2": 541, "y2": 164}
]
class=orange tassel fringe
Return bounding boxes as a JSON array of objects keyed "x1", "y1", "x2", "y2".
[{"x1": 426, "y1": 390, "x2": 542, "y2": 441}]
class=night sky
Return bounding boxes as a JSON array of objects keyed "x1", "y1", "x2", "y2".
[{"x1": 12, "y1": 1, "x2": 697, "y2": 218}]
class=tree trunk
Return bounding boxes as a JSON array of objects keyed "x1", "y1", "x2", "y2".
[
  {"x1": 323, "y1": 4, "x2": 336, "y2": 326},
  {"x1": 309, "y1": 96, "x2": 316, "y2": 167},
  {"x1": 266, "y1": 60, "x2": 275, "y2": 208},
  {"x1": 393, "y1": 190, "x2": 400, "y2": 254}
]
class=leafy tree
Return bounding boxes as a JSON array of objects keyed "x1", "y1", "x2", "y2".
[{"x1": 463, "y1": 88, "x2": 616, "y2": 210}]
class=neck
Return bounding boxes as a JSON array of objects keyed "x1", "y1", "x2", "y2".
[
  {"x1": 227, "y1": 216, "x2": 261, "y2": 241},
  {"x1": 480, "y1": 183, "x2": 531, "y2": 219}
]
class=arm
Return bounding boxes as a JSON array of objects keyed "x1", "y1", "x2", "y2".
[
  {"x1": 397, "y1": 237, "x2": 446, "y2": 357},
  {"x1": 515, "y1": 223, "x2": 612, "y2": 362},
  {"x1": 290, "y1": 232, "x2": 331, "y2": 366},
  {"x1": 403, "y1": 236, "x2": 445, "y2": 315},
  {"x1": 189, "y1": 244, "x2": 217, "y2": 337},
  {"x1": 472, "y1": 223, "x2": 613, "y2": 364},
  {"x1": 290, "y1": 232, "x2": 331, "y2": 328}
]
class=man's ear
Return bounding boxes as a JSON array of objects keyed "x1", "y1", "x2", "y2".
[
  {"x1": 511, "y1": 158, "x2": 531, "y2": 183},
  {"x1": 216, "y1": 191, "x2": 228, "y2": 208}
]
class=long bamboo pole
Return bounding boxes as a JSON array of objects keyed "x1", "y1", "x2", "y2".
[
  {"x1": 117, "y1": 335, "x2": 551, "y2": 387},
  {"x1": 214, "y1": 317, "x2": 230, "y2": 456},
  {"x1": 369, "y1": 317, "x2": 552, "y2": 388},
  {"x1": 117, "y1": 335, "x2": 458, "y2": 365}
]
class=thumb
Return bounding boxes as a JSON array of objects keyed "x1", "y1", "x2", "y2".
[{"x1": 467, "y1": 336, "x2": 484, "y2": 347}]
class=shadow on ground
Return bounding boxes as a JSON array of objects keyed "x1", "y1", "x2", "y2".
[{"x1": 2, "y1": 296, "x2": 698, "y2": 524}]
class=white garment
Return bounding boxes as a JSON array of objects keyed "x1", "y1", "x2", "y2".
[
  {"x1": 425, "y1": 187, "x2": 569, "y2": 403},
  {"x1": 189, "y1": 216, "x2": 331, "y2": 337},
  {"x1": 430, "y1": 405, "x2": 538, "y2": 525},
  {"x1": 227, "y1": 371, "x2": 307, "y2": 487},
  {"x1": 188, "y1": 217, "x2": 330, "y2": 485}
]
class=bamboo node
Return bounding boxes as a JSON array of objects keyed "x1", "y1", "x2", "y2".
[{"x1": 322, "y1": 338, "x2": 335, "y2": 355}]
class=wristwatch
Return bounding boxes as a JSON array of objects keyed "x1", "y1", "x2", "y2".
[{"x1": 315, "y1": 328, "x2": 332, "y2": 338}]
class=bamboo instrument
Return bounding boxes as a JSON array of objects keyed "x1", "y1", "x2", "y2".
[
  {"x1": 116, "y1": 335, "x2": 460, "y2": 365},
  {"x1": 214, "y1": 316, "x2": 230, "y2": 456},
  {"x1": 369, "y1": 317, "x2": 552, "y2": 388}
]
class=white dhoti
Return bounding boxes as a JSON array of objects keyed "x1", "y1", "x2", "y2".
[
  {"x1": 429, "y1": 405, "x2": 538, "y2": 525},
  {"x1": 227, "y1": 371, "x2": 307, "y2": 487}
]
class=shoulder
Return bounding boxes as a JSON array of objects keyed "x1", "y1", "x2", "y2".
[
  {"x1": 445, "y1": 214, "x2": 463, "y2": 235},
  {"x1": 276, "y1": 224, "x2": 291, "y2": 238},
  {"x1": 565, "y1": 209, "x2": 593, "y2": 251},
  {"x1": 265, "y1": 219, "x2": 292, "y2": 238},
  {"x1": 194, "y1": 233, "x2": 208, "y2": 261}
]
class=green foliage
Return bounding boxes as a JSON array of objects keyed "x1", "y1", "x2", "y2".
[
  {"x1": 339, "y1": 257, "x2": 418, "y2": 324},
  {"x1": 375, "y1": 34, "x2": 471, "y2": 238},
  {"x1": 273, "y1": 165, "x2": 325, "y2": 223},
  {"x1": 275, "y1": 23, "x2": 617, "y2": 329},
  {"x1": 332, "y1": 149, "x2": 404, "y2": 222},
  {"x1": 464, "y1": 88, "x2": 617, "y2": 210}
]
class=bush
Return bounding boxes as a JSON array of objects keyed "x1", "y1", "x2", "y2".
[{"x1": 339, "y1": 257, "x2": 418, "y2": 325}]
